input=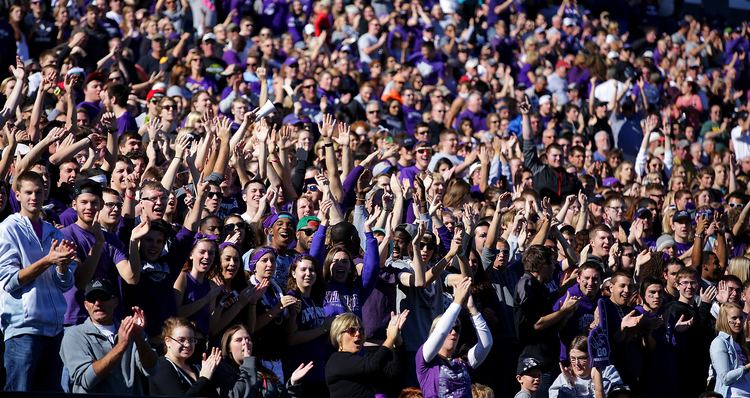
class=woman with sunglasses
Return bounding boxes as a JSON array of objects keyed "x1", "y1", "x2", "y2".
[
  {"x1": 150, "y1": 317, "x2": 223, "y2": 396},
  {"x1": 710, "y1": 302, "x2": 750, "y2": 397},
  {"x1": 416, "y1": 277, "x2": 492, "y2": 398},
  {"x1": 549, "y1": 335, "x2": 625, "y2": 398},
  {"x1": 325, "y1": 310, "x2": 409, "y2": 398}
]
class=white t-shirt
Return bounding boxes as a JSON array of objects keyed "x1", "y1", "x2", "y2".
[{"x1": 731, "y1": 125, "x2": 750, "y2": 161}]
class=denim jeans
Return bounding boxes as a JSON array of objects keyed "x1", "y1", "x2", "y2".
[{"x1": 4, "y1": 333, "x2": 64, "y2": 392}]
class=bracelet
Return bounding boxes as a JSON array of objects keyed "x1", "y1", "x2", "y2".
[
  {"x1": 175, "y1": 156, "x2": 183, "y2": 160},
  {"x1": 323, "y1": 143, "x2": 333, "y2": 148},
  {"x1": 125, "y1": 194, "x2": 136, "y2": 200}
]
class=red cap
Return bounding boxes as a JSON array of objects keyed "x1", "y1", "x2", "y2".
[
  {"x1": 458, "y1": 75, "x2": 471, "y2": 84},
  {"x1": 146, "y1": 89, "x2": 165, "y2": 101},
  {"x1": 555, "y1": 59, "x2": 570, "y2": 69}
]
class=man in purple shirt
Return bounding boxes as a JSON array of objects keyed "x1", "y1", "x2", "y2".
[
  {"x1": 453, "y1": 91, "x2": 486, "y2": 132},
  {"x1": 60, "y1": 179, "x2": 143, "y2": 326},
  {"x1": 77, "y1": 72, "x2": 104, "y2": 122},
  {"x1": 102, "y1": 84, "x2": 137, "y2": 135}
]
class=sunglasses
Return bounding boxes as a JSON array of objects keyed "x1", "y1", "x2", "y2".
[
  {"x1": 206, "y1": 192, "x2": 222, "y2": 199},
  {"x1": 103, "y1": 201, "x2": 123, "y2": 209},
  {"x1": 303, "y1": 185, "x2": 319, "y2": 193},
  {"x1": 225, "y1": 222, "x2": 246, "y2": 230},
  {"x1": 416, "y1": 148, "x2": 432, "y2": 155},
  {"x1": 162, "y1": 105, "x2": 175, "y2": 110},
  {"x1": 729, "y1": 202, "x2": 744, "y2": 208},
  {"x1": 299, "y1": 228, "x2": 316, "y2": 236},
  {"x1": 86, "y1": 293, "x2": 114, "y2": 302},
  {"x1": 343, "y1": 326, "x2": 364, "y2": 335}
]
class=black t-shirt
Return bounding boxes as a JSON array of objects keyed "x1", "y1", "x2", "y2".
[{"x1": 514, "y1": 272, "x2": 559, "y2": 366}]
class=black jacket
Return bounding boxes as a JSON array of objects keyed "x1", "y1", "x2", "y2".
[{"x1": 523, "y1": 138, "x2": 582, "y2": 203}]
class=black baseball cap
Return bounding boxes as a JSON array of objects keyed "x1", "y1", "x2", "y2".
[
  {"x1": 672, "y1": 210, "x2": 692, "y2": 223},
  {"x1": 517, "y1": 356, "x2": 543, "y2": 375},
  {"x1": 84, "y1": 278, "x2": 117, "y2": 301}
]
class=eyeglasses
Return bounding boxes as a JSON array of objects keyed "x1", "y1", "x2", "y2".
[
  {"x1": 299, "y1": 228, "x2": 316, "y2": 236},
  {"x1": 367, "y1": 110, "x2": 379, "y2": 114},
  {"x1": 417, "y1": 242, "x2": 435, "y2": 249},
  {"x1": 162, "y1": 105, "x2": 175, "y2": 110},
  {"x1": 729, "y1": 202, "x2": 744, "y2": 208},
  {"x1": 168, "y1": 336, "x2": 198, "y2": 345},
  {"x1": 416, "y1": 148, "x2": 432, "y2": 155},
  {"x1": 302, "y1": 85, "x2": 315, "y2": 89},
  {"x1": 570, "y1": 355, "x2": 589, "y2": 363},
  {"x1": 225, "y1": 222, "x2": 246, "y2": 231},
  {"x1": 104, "y1": 201, "x2": 123, "y2": 209},
  {"x1": 678, "y1": 281, "x2": 699, "y2": 287},
  {"x1": 303, "y1": 185, "x2": 319, "y2": 193},
  {"x1": 206, "y1": 192, "x2": 222, "y2": 199},
  {"x1": 141, "y1": 195, "x2": 167, "y2": 204},
  {"x1": 342, "y1": 326, "x2": 364, "y2": 335}
]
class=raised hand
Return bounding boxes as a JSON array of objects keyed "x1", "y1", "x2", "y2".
[
  {"x1": 448, "y1": 227, "x2": 463, "y2": 256},
  {"x1": 452, "y1": 277, "x2": 472, "y2": 306},
  {"x1": 131, "y1": 219, "x2": 150, "y2": 241},
  {"x1": 317, "y1": 113, "x2": 335, "y2": 139},
  {"x1": 700, "y1": 285, "x2": 718, "y2": 303},
  {"x1": 560, "y1": 291, "x2": 581, "y2": 313},
  {"x1": 46, "y1": 239, "x2": 77, "y2": 266},
  {"x1": 674, "y1": 314, "x2": 694, "y2": 332},
  {"x1": 131, "y1": 306, "x2": 146, "y2": 331},
  {"x1": 334, "y1": 122, "x2": 351, "y2": 147},
  {"x1": 365, "y1": 205, "x2": 382, "y2": 229},
  {"x1": 621, "y1": 310, "x2": 643, "y2": 330},
  {"x1": 10, "y1": 56, "x2": 26, "y2": 80},
  {"x1": 290, "y1": 362, "x2": 314, "y2": 386},
  {"x1": 248, "y1": 278, "x2": 269, "y2": 304},
  {"x1": 199, "y1": 347, "x2": 222, "y2": 380},
  {"x1": 519, "y1": 95, "x2": 531, "y2": 115}
]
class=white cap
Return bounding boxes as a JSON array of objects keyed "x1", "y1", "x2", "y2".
[
  {"x1": 465, "y1": 58, "x2": 479, "y2": 69},
  {"x1": 563, "y1": 17, "x2": 575, "y2": 27},
  {"x1": 539, "y1": 94, "x2": 551, "y2": 105},
  {"x1": 605, "y1": 34, "x2": 617, "y2": 44},
  {"x1": 201, "y1": 32, "x2": 217, "y2": 42},
  {"x1": 643, "y1": 50, "x2": 654, "y2": 58},
  {"x1": 304, "y1": 24, "x2": 315, "y2": 36},
  {"x1": 607, "y1": 51, "x2": 619, "y2": 59}
]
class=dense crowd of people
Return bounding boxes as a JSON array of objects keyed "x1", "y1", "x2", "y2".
[{"x1": 2, "y1": 0, "x2": 750, "y2": 397}]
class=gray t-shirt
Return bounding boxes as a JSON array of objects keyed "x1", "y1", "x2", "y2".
[{"x1": 388, "y1": 257, "x2": 446, "y2": 352}]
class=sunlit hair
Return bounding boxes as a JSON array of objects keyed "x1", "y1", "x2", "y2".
[
  {"x1": 716, "y1": 303, "x2": 750, "y2": 363},
  {"x1": 329, "y1": 313, "x2": 362, "y2": 348},
  {"x1": 160, "y1": 317, "x2": 195, "y2": 353},
  {"x1": 727, "y1": 257, "x2": 750, "y2": 284}
]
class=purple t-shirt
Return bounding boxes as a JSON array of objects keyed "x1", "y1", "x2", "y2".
[
  {"x1": 116, "y1": 110, "x2": 138, "y2": 135},
  {"x1": 674, "y1": 240, "x2": 692, "y2": 257},
  {"x1": 61, "y1": 223, "x2": 128, "y2": 325},
  {"x1": 415, "y1": 346, "x2": 472, "y2": 398}
]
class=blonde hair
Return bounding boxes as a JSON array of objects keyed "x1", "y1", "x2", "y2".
[
  {"x1": 329, "y1": 313, "x2": 363, "y2": 348},
  {"x1": 471, "y1": 383, "x2": 495, "y2": 398},
  {"x1": 716, "y1": 303, "x2": 750, "y2": 364},
  {"x1": 727, "y1": 257, "x2": 750, "y2": 284}
]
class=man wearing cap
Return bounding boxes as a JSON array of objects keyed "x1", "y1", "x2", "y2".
[
  {"x1": 60, "y1": 278, "x2": 157, "y2": 394},
  {"x1": 548, "y1": 60, "x2": 570, "y2": 106},
  {"x1": 61, "y1": 179, "x2": 146, "y2": 326},
  {"x1": 295, "y1": 216, "x2": 320, "y2": 254},
  {"x1": 0, "y1": 171, "x2": 77, "y2": 391},
  {"x1": 135, "y1": 89, "x2": 165, "y2": 128},
  {"x1": 671, "y1": 210, "x2": 694, "y2": 258},
  {"x1": 137, "y1": 33, "x2": 166, "y2": 77},
  {"x1": 261, "y1": 212, "x2": 297, "y2": 287}
]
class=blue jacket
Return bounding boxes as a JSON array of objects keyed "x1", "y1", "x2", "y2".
[
  {"x1": 710, "y1": 331, "x2": 750, "y2": 397},
  {"x1": 0, "y1": 213, "x2": 75, "y2": 339}
]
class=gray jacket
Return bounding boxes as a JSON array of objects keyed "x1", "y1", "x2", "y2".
[{"x1": 60, "y1": 318, "x2": 155, "y2": 394}]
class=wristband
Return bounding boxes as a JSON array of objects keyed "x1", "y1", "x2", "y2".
[
  {"x1": 323, "y1": 143, "x2": 334, "y2": 148},
  {"x1": 125, "y1": 194, "x2": 136, "y2": 200}
]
